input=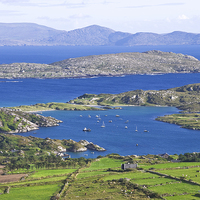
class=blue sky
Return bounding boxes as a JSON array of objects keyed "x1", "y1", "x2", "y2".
[{"x1": 0, "y1": 0, "x2": 199, "y2": 33}]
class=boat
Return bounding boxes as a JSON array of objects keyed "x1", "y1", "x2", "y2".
[
  {"x1": 88, "y1": 115, "x2": 91, "y2": 118},
  {"x1": 116, "y1": 115, "x2": 120, "y2": 117},
  {"x1": 125, "y1": 126, "x2": 128, "y2": 129},
  {"x1": 135, "y1": 126, "x2": 138, "y2": 132},
  {"x1": 101, "y1": 121, "x2": 105, "y2": 128},
  {"x1": 144, "y1": 130, "x2": 149, "y2": 132},
  {"x1": 125, "y1": 120, "x2": 129, "y2": 123},
  {"x1": 83, "y1": 127, "x2": 91, "y2": 132},
  {"x1": 109, "y1": 120, "x2": 112, "y2": 123}
]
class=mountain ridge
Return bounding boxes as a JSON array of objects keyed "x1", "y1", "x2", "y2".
[{"x1": 0, "y1": 23, "x2": 200, "y2": 46}]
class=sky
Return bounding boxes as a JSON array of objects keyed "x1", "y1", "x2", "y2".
[{"x1": 0, "y1": 0, "x2": 200, "y2": 34}]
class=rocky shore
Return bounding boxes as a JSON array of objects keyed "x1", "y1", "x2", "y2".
[
  {"x1": 65, "y1": 139, "x2": 106, "y2": 152},
  {"x1": 0, "y1": 108, "x2": 62, "y2": 133}
]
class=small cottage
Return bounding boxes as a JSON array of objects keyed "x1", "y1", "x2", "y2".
[
  {"x1": 121, "y1": 163, "x2": 137, "y2": 170},
  {"x1": 158, "y1": 153, "x2": 169, "y2": 159}
]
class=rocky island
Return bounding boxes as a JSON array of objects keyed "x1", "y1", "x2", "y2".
[{"x1": 0, "y1": 51, "x2": 200, "y2": 79}]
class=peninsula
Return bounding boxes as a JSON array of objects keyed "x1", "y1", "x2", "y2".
[
  {"x1": 4, "y1": 82, "x2": 200, "y2": 130},
  {"x1": 69, "y1": 83, "x2": 200, "y2": 130},
  {"x1": 0, "y1": 50, "x2": 200, "y2": 79}
]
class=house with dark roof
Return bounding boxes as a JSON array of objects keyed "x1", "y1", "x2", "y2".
[
  {"x1": 121, "y1": 163, "x2": 137, "y2": 170},
  {"x1": 158, "y1": 153, "x2": 169, "y2": 159}
]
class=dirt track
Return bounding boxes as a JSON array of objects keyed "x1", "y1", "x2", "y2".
[{"x1": 0, "y1": 165, "x2": 26, "y2": 183}]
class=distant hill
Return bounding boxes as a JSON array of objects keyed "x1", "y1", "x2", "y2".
[{"x1": 0, "y1": 23, "x2": 200, "y2": 46}]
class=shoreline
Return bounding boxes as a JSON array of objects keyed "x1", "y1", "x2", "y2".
[{"x1": 0, "y1": 72, "x2": 188, "y2": 80}]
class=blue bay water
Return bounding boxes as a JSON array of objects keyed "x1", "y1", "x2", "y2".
[{"x1": 1, "y1": 45, "x2": 200, "y2": 157}]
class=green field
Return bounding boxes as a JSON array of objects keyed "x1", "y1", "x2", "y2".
[
  {"x1": 141, "y1": 162, "x2": 200, "y2": 170},
  {"x1": 80, "y1": 157, "x2": 123, "y2": 171},
  {"x1": 1, "y1": 156, "x2": 200, "y2": 199},
  {"x1": 28, "y1": 168, "x2": 77, "y2": 178},
  {"x1": 0, "y1": 184, "x2": 61, "y2": 200}
]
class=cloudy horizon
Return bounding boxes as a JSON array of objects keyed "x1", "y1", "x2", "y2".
[{"x1": 0, "y1": 0, "x2": 199, "y2": 34}]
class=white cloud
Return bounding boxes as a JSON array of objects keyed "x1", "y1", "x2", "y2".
[
  {"x1": 69, "y1": 13, "x2": 91, "y2": 19},
  {"x1": 0, "y1": 10, "x2": 23, "y2": 16},
  {"x1": 125, "y1": 2, "x2": 185, "y2": 9},
  {"x1": 178, "y1": 14, "x2": 189, "y2": 20}
]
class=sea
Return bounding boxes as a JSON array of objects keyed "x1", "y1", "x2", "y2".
[{"x1": 1, "y1": 45, "x2": 200, "y2": 158}]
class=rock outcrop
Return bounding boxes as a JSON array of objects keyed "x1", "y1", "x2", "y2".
[{"x1": 65, "y1": 139, "x2": 106, "y2": 152}]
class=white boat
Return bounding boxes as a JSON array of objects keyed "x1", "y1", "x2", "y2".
[
  {"x1": 101, "y1": 121, "x2": 105, "y2": 128},
  {"x1": 83, "y1": 127, "x2": 91, "y2": 132},
  {"x1": 109, "y1": 120, "x2": 112, "y2": 123},
  {"x1": 135, "y1": 126, "x2": 138, "y2": 132},
  {"x1": 125, "y1": 126, "x2": 128, "y2": 129}
]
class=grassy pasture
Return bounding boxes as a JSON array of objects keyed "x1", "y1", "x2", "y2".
[
  {"x1": 64, "y1": 176, "x2": 149, "y2": 200},
  {"x1": 102, "y1": 171, "x2": 161, "y2": 181},
  {"x1": 80, "y1": 157, "x2": 123, "y2": 171},
  {"x1": 76, "y1": 169, "x2": 110, "y2": 179},
  {"x1": 161, "y1": 167, "x2": 200, "y2": 182},
  {"x1": 131, "y1": 177, "x2": 177, "y2": 186},
  {"x1": 150, "y1": 182, "x2": 200, "y2": 196},
  {"x1": 0, "y1": 184, "x2": 61, "y2": 200},
  {"x1": 2, "y1": 156, "x2": 200, "y2": 199},
  {"x1": 165, "y1": 193, "x2": 200, "y2": 200},
  {"x1": 28, "y1": 168, "x2": 77, "y2": 178},
  {"x1": 141, "y1": 162, "x2": 200, "y2": 170}
]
